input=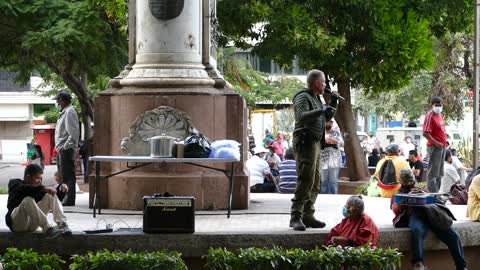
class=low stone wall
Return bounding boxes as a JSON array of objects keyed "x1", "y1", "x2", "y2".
[{"x1": 2, "y1": 222, "x2": 480, "y2": 270}]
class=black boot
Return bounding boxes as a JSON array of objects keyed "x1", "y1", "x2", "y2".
[
  {"x1": 289, "y1": 216, "x2": 306, "y2": 231},
  {"x1": 303, "y1": 216, "x2": 326, "y2": 228}
]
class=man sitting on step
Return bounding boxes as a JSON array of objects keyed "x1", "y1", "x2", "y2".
[{"x1": 5, "y1": 163, "x2": 72, "y2": 238}]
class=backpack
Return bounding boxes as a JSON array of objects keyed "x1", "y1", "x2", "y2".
[
  {"x1": 448, "y1": 184, "x2": 468, "y2": 205},
  {"x1": 376, "y1": 160, "x2": 398, "y2": 189}
]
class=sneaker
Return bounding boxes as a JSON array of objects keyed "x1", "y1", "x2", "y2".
[
  {"x1": 413, "y1": 262, "x2": 425, "y2": 270},
  {"x1": 45, "y1": 227, "x2": 63, "y2": 239},
  {"x1": 57, "y1": 222, "x2": 72, "y2": 236},
  {"x1": 289, "y1": 217, "x2": 306, "y2": 231},
  {"x1": 302, "y1": 217, "x2": 326, "y2": 228}
]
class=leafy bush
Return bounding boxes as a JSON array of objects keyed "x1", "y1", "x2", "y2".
[
  {"x1": 355, "y1": 183, "x2": 369, "y2": 195},
  {"x1": 205, "y1": 246, "x2": 402, "y2": 270},
  {"x1": 457, "y1": 137, "x2": 473, "y2": 168},
  {"x1": 69, "y1": 249, "x2": 187, "y2": 270},
  {"x1": 0, "y1": 248, "x2": 65, "y2": 270}
]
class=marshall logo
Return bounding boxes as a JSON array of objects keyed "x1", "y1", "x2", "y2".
[
  {"x1": 149, "y1": 0, "x2": 184, "y2": 20},
  {"x1": 147, "y1": 198, "x2": 191, "y2": 207}
]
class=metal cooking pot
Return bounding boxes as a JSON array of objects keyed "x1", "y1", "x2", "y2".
[{"x1": 150, "y1": 134, "x2": 176, "y2": 157}]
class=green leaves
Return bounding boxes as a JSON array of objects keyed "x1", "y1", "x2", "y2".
[
  {"x1": 220, "y1": 48, "x2": 304, "y2": 110},
  {"x1": 0, "y1": 248, "x2": 65, "y2": 270},
  {"x1": 204, "y1": 246, "x2": 402, "y2": 270},
  {"x1": 70, "y1": 249, "x2": 187, "y2": 270}
]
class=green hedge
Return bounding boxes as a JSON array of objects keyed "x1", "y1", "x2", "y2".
[
  {"x1": 70, "y1": 249, "x2": 187, "y2": 270},
  {"x1": 0, "y1": 249, "x2": 186, "y2": 270},
  {"x1": 0, "y1": 248, "x2": 65, "y2": 270},
  {"x1": 204, "y1": 246, "x2": 402, "y2": 270},
  {"x1": 0, "y1": 246, "x2": 401, "y2": 270}
]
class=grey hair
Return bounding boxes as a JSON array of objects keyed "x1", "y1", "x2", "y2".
[
  {"x1": 306, "y1": 69, "x2": 325, "y2": 88},
  {"x1": 347, "y1": 195, "x2": 364, "y2": 214}
]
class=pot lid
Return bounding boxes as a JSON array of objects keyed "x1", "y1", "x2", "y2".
[{"x1": 150, "y1": 134, "x2": 178, "y2": 140}]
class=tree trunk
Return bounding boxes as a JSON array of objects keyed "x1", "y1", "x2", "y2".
[{"x1": 334, "y1": 80, "x2": 370, "y2": 181}]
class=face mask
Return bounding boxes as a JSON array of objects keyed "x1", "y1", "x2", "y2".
[
  {"x1": 342, "y1": 206, "x2": 349, "y2": 218},
  {"x1": 326, "y1": 126, "x2": 332, "y2": 131},
  {"x1": 55, "y1": 103, "x2": 62, "y2": 111},
  {"x1": 432, "y1": 106, "x2": 443, "y2": 114}
]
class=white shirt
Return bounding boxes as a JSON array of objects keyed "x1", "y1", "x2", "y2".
[
  {"x1": 246, "y1": 155, "x2": 271, "y2": 186},
  {"x1": 266, "y1": 153, "x2": 281, "y2": 170},
  {"x1": 400, "y1": 142, "x2": 415, "y2": 159},
  {"x1": 439, "y1": 161, "x2": 460, "y2": 193}
]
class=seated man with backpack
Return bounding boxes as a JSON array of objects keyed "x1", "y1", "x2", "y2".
[{"x1": 374, "y1": 144, "x2": 410, "y2": 198}]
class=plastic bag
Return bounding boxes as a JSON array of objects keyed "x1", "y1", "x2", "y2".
[
  {"x1": 209, "y1": 140, "x2": 240, "y2": 159},
  {"x1": 184, "y1": 133, "x2": 211, "y2": 158},
  {"x1": 367, "y1": 176, "x2": 380, "y2": 197}
]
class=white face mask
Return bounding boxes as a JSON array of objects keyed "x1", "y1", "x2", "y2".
[
  {"x1": 432, "y1": 106, "x2": 443, "y2": 114},
  {"x1": 55, "y1": 103, "x2": 62, "y2": 111}
]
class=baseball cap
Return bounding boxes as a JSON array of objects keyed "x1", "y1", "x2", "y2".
[
  {"x1": 253, "y1": 146, "x2": 269, "y2": 155},
  {"x1": 385, "y1": 144, "x2": 400, "y2": 155},
  {"x1": 52, "y1": 92, "x2": 72, "y2": 102}
]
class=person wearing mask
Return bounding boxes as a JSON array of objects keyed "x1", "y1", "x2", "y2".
[
  {"x1": 272, "y1": 133, "x2": 286, "y2": 161},
  {"x1": 246, "y1": 146, "x2": 276, "y2": 193},
  {"x1": 422, "y1": 96, "x2": 448, "y2": 193},
  {"x1": 289, "y1": 69, "x2": 338, "y2": 231},
  {"x1": 320, "y1": 119, "x2": 343, "y2": 194},
  {"x1": 54, "y1": 92, "x2": 80, "y2": 206},
  {"x1": 326, "y1": 195, "x2": 378, "y2": 247},
  {"x1": 391, "y1": 169, "x2": 467, "y2": 270}
]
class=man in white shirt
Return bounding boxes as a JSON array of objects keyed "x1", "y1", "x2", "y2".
[
  {"x1": 451, "y1": 149, "x2": 467, "y2": 185},
  {"x1": 53, "y1": 92, "x2": 80, "y2": 206},
  {"x1": 246, "y1": 146, "x2": 275, "y2": 192},
  {"x1": 439, "y1": 149, "x2": 461, "y2": 194},
  {"x1": 400, "y1": 136, "x2": 415, "y2": 160}
]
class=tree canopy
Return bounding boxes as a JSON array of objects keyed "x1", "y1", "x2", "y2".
[
  {"x1": 218, "y1": 0, "x2": 472, "y2": 92},
  {"x1": 217, "y1": 0, "x2": 473, "y2": 180},
  {"x1": 0, "y1": 0, "x2": 128, "y2": 139}
]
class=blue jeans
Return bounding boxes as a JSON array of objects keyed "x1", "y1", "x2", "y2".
[
  {"x1": 409, "y1": 213, "x2": 466, "y2": 269},
  {"x1": 321, "y1": 167, "x2": 339, "y2": 194}
]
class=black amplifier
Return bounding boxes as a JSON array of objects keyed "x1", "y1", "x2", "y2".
[{"x1": 143, "y1": 193, "x2": 195, "y2": 233}]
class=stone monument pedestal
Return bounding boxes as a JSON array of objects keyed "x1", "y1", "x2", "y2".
[
  {"x1": 90, "y1": 87, "x2": 249, "y2": 210},
  {"x1": 89, "y1": 0, "x2": 249, "y2": 211}
]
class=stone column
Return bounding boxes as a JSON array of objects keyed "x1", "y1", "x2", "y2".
[{"x1": 119, "y1": 0, "x2": 215, "y2": 87}]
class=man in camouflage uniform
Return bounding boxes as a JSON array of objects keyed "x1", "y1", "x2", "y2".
[{"x1": 289, "y1": 69, "x2": 338, "y2": 231}]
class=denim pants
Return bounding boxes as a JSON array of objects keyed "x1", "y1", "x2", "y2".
[
  {"x1": 409, "y1": 213, "x2": 466, "y2": 269},
  {"x1": 321, "y1": 167, "x2": 340, "y2": 194}
]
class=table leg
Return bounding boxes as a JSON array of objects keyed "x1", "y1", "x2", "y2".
[
  {"x1": 94, "y1": 161, "x2": 100, "y2": 217},
  {"x1": 227, "y1": 162, "x2": 234, "y2": 218}
]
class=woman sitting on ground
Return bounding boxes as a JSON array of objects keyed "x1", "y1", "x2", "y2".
[{"x1": 325, "y1": 195, "x2": 378, "y2": 247}]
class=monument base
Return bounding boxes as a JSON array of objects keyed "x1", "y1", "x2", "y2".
[{"x1": 91, "y1": 87, "x2": 249, "y2": 210}]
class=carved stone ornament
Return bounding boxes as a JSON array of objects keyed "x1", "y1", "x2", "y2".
[
  {"x1": 121, "y1": 106, "x2": 194, "y2": 155},
  {"x1": 149, "y1": 0, "x2": 184, "y2": 20}
]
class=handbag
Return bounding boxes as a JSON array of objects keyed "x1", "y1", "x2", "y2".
[
  {"x1": 184, "y1": 133, "x2": 211, "y2": 158},
  {"x1": 448, "y1": 184, "x2": 468, "y2": 205}
]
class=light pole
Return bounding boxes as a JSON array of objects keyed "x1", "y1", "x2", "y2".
[{"x1": 474, "y1": 0, "x2": 480, "y2": 168}]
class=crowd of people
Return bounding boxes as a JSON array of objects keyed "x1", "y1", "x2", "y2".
[
  {"x1": 244, "y1": 70, "x2": 476, "y2": 269},
  {"x1": 6, "y1": 72, "x2": 479, "y2": 269}
]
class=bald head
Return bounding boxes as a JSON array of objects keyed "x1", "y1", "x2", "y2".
[{"x1": 306, "y1": 69, "x2": 326, "y2": 95}]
